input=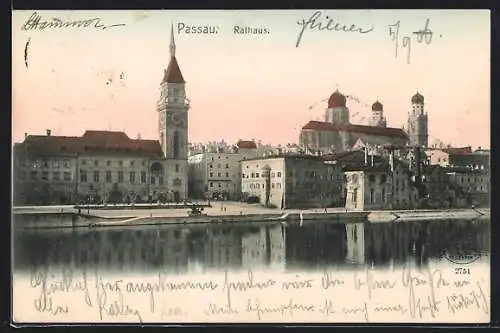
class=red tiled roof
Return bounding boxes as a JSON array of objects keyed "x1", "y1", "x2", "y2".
[
  {"x1": 162, "y1": 56, "x2": 185, "y2": 84},
  {"x1": 302, "y1": 120, "x2": 408, "y2": 139},
  {"x1": 19, "y1": 131, "x2": 163, "y2": 158},
  {"x1": 441, "y1": 147, "x2": 472, "y2": 155},
  {"x1": 236, "y1": 140, "x2": 257, "y2": 149}
]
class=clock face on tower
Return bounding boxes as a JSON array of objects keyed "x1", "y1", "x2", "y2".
[{"x1": 167, "y1": 112, "x2": 187, "y2": 129}]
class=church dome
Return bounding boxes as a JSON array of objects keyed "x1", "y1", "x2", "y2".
[
  {"x1": 372, "y1": 100, "x2": 383, "y2": 111},
  {"x1": 328, "y1": 90, "x2": 347, "y2": 108},
  {"x1": 411, "y1": 92, "x2": 424, "y2": 104}
]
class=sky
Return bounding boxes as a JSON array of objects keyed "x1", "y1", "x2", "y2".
[{"x1": 12, "y1": 10, "x2": 490, "y2": 148}]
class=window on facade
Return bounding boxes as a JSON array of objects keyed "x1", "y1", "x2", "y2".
[
  {"x1": 53, "y1": 171, "x2": 60, "y2": 181},
  {"x1": 119, "y1": 160, "x2": 123, "y2": 166},
  {"x1": 226, "y1": 172, "x2": 229, "y2": 177},
  {"x1": 272, "y1": 183, "x2": 275, "y2": 189},
  {"x1": 382, "y1": 188, "x2": 386, "y2": 203},
  {"x1": 130, "y1": 172, "x2": 135, "y2": 183},
  {"x1": 63, "y1": 172, "x2": 70, "y2": 181},
  {"x1": 277, "y1": 172, "x2": 282, "y2": 177},
  {"x1": 256, "y1": 173, "x2": 260, "y2": 178},
  {"x1": 63, "y1": 160, "x2": 70, "y2": 168},
  {"x1": 94, "y1": 160, "x2": 98, "y2": 166},
  {"x1": 217, "y1": 164, "x2": 221, "y2": 168},
  {"x1": 53, "y1": 160, "x2": 60, "y2": 168},
  {"x1": 218, "y1": 183, "x2": 221, "y2": 188},
  {"x1": 271, "y1": 172, "x2": 275, "y2": 178},
  {"x1": 94, "y1": 171, "x2": 100, "y2": 182},
  {"x1": 368, "y1": 174, "x2": 375, "y2": 183},
  {"x1": 41, "y1": 171, "x2": 49, "y2": 180},
  {"x1": 159, "y1": 176, "x2": 164, "y2": 185},
  {"x1": 210, "y1": 182, "x2": 213, "y2": 188},
  {"x1": 141, "y1": 171, "x2": 147, "y2": 184},
  {"x1": 210, "y1": 172, "x2": 213, "y2": 177},
  {"x1": 118, "y1": 171, "x2": 124, "y2": 182},
  {"x1": 107, "y1": 161, "x2": 111, "y2": 166},
  {"x1": 209, "y1": 164, "x2": 213, "y2": 168},
  {"x1": 370, "y1": 188, "x2": 375, "y2": 204},
  {"x1": 130, "y1": 161, "x2": 135, "y2": 166},
  {"x1": 81, "y1": 160, "x2": 87, "y2": 165},
  {"x1": 353, "y1": 188, "x2": 358, "y2": 207},
  {"x1": 175, "y1": 164, "x2": 179, "y2": 172},
  {"x1": 106, "y1": 171, "x2": 112, "y2": 183},
  {"x1": 225, "y1": 164, "x2": 229, "y2": 168},
  {"x1": 80, "y1": 170, "x2": 87, "y2": 182},
  {"x1": 151, "y1": 176, "x2": 156, "y2": 185},
  {"x1": 218, "y1": 172, "x2": 221, "y2": 177},
  {"x1": 380, "y1": 175, "x2": 387, "y2": 183}
]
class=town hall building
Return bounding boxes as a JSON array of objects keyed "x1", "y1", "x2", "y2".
[{"x1": 13, "y1": 25, "x2": 189, "y2": 205}]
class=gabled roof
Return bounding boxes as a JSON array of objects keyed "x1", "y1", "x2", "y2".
[
  {"x1": 162, "y1": 56, "x2": 185, "y2": 84},
  {"x1": 302, "y1": 121, "x2": 408, "y2": 139}
]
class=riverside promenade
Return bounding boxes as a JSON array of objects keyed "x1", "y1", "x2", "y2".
[{"x1": 13, "y1": 202, "x2": 490, "y2": 229}]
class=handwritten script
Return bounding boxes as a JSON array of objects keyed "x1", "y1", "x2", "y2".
[
  {"x1": 296, "y1": 11, "x2": 374, "y2": 47},
  {"x1": 388, "y1": 18, "x2": 440, "y2": 64},
  {"x1": 21, "y1": 12, "x2": 126, "y2": 31},
  {"x1": 16, "y1": 264, "x2": 489, "y2": 323}
]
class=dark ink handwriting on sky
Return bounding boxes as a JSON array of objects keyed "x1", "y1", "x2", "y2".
[
  {"x1": 296, "y1": 11, "x2": 374, "y2": 47},
  {"x1": 21, "y1": 12, "x2": 126, "y2": 31},
  {"x1": 388, "y1": 18, "x2": 441, "y2": 64},
  {"x1": 24, "y1": 37, "x2": 31, "y2": 68}
]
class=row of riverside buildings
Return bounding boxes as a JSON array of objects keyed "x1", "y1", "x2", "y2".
[{"x1": 12, "y1": 27, "x2": 490, "y2": 209}]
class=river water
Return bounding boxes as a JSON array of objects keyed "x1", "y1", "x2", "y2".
[{"x1": 13, "y1": 218, "x2": 490, "y2": 274}]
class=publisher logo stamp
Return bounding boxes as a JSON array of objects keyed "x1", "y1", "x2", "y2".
[{"x1": 443, "y1": 248, "x2": 481, "y2": 265}]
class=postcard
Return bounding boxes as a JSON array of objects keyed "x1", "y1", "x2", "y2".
[{"x1": 12, "y1": 9, "x2": 490, "y2": 324}]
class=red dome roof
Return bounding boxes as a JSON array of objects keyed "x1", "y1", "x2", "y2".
[
  {"x1": 372, "y1": 100, "x2": 383, "y2": 111},
  {"x1": 328, "y1": 90, "x2": 346, "y2": 108},
  {"x1": 411, "y1": 92, "x2": 424, "y2": 104}
]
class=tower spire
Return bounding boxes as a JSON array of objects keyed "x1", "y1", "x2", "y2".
[{"x1": 170, "y1": 23, "x2": 176, "y2": 58}]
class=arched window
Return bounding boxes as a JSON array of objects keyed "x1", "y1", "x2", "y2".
[
  {"x1": 150, "y1": 162, "x2": 164, "y2": 177},
  {"x1": 173, "y1": 131, "x2": 179, "y2": 158}
]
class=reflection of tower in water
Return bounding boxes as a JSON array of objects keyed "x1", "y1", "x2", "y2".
[{"x1": 345, "y1": 222, "x2": 427, "y2": 268}]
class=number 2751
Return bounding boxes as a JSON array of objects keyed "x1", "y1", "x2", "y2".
[{"x1": 454, "y1": 268, "x2": 471, "y2": 274}]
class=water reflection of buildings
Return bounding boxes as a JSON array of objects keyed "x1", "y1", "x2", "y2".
[
  {"x1": 204, "y1": 227, "x2": 242, "y2": 269},
  {"x1": 241, "y1": 224, "x2": 286, "y2": 271},
  {"x1": 14, "y1": 219, "x2": 490, "y2": 273},
  {"x1": 346, "y1": 219, "x2": 490, "y2": 268}
]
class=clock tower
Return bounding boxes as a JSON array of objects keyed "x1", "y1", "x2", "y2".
[{"x1": 157, "y1": 23, "x2": 189, "y2": 160}]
